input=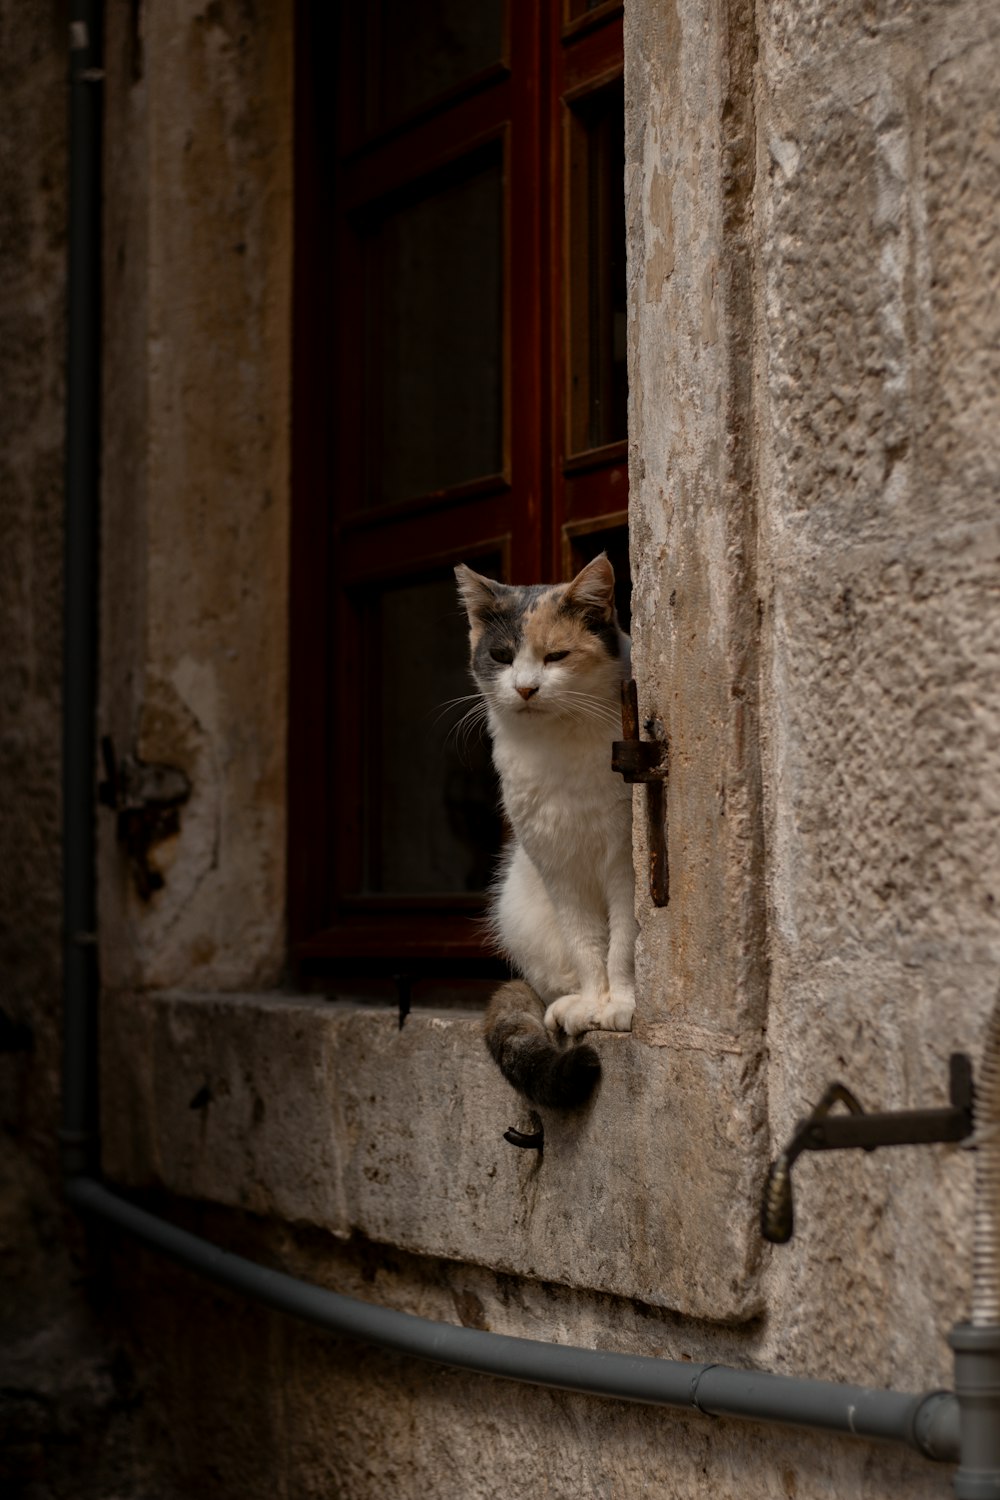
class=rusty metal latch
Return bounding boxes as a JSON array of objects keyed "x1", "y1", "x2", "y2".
[
  {"x1": 612, "y1": 679, "x2": 669, "y2": 906},
  {"x1": 761, "y1": 1052, "x2": 974, "y2": 1244},
  {"x1": 98, "y1": 736, "x2": 191, "y2": 899}
]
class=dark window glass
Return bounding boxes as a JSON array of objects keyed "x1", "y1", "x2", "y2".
[
  {"x1": 567, "y1": 80, "x2": 627, "y2": 455},
  {"x1": 565, "y1": 0, "x2": 620, "y2": 24},
  {"x1": 364, "y1": 0, "x2": 504, "y2": 134},
  {"x1": 363, "y1": 571, "x2": 502, "y2": 894},
  {"x1": 566, "y1": 523, "x2": 631, "y2": 632},
  {"x1": 291, "y1": 1, "x2": 626, "y2": 968},
  {"x1": 363, "y1": 152, "x2": 504, "y2": 508}
]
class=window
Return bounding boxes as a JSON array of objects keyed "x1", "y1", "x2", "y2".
[{"x1": 290, "y1": 2, "x2": 628, "y2": 979}]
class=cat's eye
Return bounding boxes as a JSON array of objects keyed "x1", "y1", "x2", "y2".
[
  {"x1": 490, "y1": 647, "x2": 514, "y2": 665},
  {"x1": 544, "y1": 650, "x2": 570, "y2": 664}
]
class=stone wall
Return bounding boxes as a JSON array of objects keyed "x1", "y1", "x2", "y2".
[
  {"x1": 0, "y1": 2, "x2": 67, "y2": 1164},
  {"x1": 752, "y1": 0, "x2": 1000, "y2": 1390},
  {"x1": 4, "y1": 1, "x2": 1000, "y2": 1497},
  {"x1": 0, "y1": 5, "x2": 169, "y2": 1495},
  {"x1": 99, "y1": 0, "x2": 292, "y2": 993}
]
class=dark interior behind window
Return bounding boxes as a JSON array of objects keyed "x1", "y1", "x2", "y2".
[{"x1": 290, "y1": 1, "x2": 629, "y2": 978}]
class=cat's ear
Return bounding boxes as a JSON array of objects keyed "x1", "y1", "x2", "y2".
[
  {"x1": 455, "y1": 563, "x2": 504, "y2": 621},
  {"x1": 561, "y1": 552, "x2": 616, "y2": 622}
]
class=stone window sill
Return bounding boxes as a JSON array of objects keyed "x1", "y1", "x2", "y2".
[{"x1": 101, "y1": 989, "x2": 763, "y2": 1321}]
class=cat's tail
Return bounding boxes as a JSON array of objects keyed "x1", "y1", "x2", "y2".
[{"x1": 484, "y1": 980, "x2": 600, "y2": 1108}]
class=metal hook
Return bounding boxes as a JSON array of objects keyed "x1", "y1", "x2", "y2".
[
  {"x1": 761, "y1": 1083, "x2": 864, "y2": 1244},
  {"x1": 761, "y1": 1055, "x2": 974, "y2": 1244}
]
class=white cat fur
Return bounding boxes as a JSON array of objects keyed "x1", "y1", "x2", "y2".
[{"x1": 456, "y1": 555, "x2": 636, "y2": 1037}]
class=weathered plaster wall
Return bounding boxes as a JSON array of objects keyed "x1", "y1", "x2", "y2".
[
  {"x1": 99, "y1": 0, "x2": 292, "y2": 992},
  {"x1": 624, "y1": 0, "x2": 998, "y2": 1489},
  {"x1": 7, "y1": 0, "x2": 1000, "y2": 1496},
  {"x1": 624, "y1": 0, "x2": 769, "y2": 1331},
  {"x1": 95, "y1": 0, "x2": 999, "y2": 1495},
  {"x1": 0, "y1": 2, "x2": 67, "y2": 1159},
  {"x1": 753, "y1": 0, "x2": 1000, "y2": 1391},
  {"x1": 0, "y1": 7, "x2": 172, "y2": 1495}
]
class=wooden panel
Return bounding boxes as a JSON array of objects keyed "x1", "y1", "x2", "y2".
[
  {"x1": 336, "y1": 495, "x2": 512, "y2": 580},
  {"x1": 561, "y1": 12, "x2": 623, "y2": 97},
  {"x1": 338, "y1": 88, "x2": 512, "y2": 213},
  {"x1": 292, "y1": 0, "x2": 623, "y2": 968},
  {"x1": 563, "y1": 452, "x2": 628, "y2": 523}
]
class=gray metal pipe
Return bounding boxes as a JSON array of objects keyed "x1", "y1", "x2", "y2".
[
  {"x1": 971, "y1": 995, "x2": 1000, "y2": 1329},
  {"x1": 949, "y1": 991, "x2": 1000, "y2": 1499},
  {"x1": 949, "y1": 1324, "x2": 1000, "y2": 1499},
  {"x1": 62, "y1": 0, "x2": 104, "y2": 1181},
  {"x1": 66, "y1": 1175, "x2": 957, "y2": 1463}
]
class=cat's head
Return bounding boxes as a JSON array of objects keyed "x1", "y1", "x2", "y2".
[{"x1": 454, "y1": 554, "x2": 629, "y2": 727}]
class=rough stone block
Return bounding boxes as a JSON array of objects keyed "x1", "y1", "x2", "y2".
[{"x1": 101, "y1": 990, "x2": 765, "y2": 1321}]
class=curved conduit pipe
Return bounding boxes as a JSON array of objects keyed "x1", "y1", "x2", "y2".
[
  {"x1": 949, "y1": 996, "x2": 1000, "y2": 1499},
  {"x1": 64, "y1": 1174, "x2": 957, "y2": 1459},
  {"x1": 60, "y1": 0, "x2": 988, "y2": 1481}
]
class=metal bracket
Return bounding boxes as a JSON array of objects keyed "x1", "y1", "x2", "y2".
[
  {"x1": 611, "y1": 679, "x2": 669, "y2": 906},
  {"x1": 98, "y1": 736, "x2": 191, "y2": 899},
  {"x1": 503, "y1": 1111, "x2": 544, "y2": 1151},
  {"x1": 761, "y1": 1052, "x2": 974, "y2": 1244}
]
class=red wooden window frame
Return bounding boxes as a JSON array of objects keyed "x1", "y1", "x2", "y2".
[{"x1": 289, "y1": 1, "x2": 626, "y2": 978}]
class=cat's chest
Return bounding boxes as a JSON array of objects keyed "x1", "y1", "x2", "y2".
[{"x1": 494, "y1": 734, "x2": 625, "y2": 842}]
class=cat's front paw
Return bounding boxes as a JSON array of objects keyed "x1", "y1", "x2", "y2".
[
  {"x1": 544, "y1": 993, "x2": 588, "y2": 1036},
  {"x1": 544, "y1": 993, "x2": 635, "y2": 1038},
  {"x1": 604, "y1": 989, "x2": 635, "y2": 1032}
]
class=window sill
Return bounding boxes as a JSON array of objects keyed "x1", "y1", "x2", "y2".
[{"x1": 100, "y1": 989, "x2": 764, "y2": 1322}]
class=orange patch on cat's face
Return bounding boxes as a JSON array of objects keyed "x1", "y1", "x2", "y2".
[{"x1": 519, "y1": 591, "x2": 609, "y2": 666}]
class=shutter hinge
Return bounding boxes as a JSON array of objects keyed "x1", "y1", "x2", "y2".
[
  {"x1": 98, "y1": 736, "x2": 192, "y2": 899},
  {"x1": 611, "y1": 679, "x2": 669, "y2": 907}
]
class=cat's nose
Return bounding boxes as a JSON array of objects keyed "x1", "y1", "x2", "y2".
[{"x1": 516, "y1": 684, "x2": 539, "y2": 701}]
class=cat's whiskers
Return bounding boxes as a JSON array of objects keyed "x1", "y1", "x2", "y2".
[
  {"x1": 432, "y1": 692, "x2": 486, "y2": 727},
  {"x1": 557, "y1": 689, "x2": 623, "y2": 732},
  {"x1": 430, "y1": 691, "x2": 492, "y2": 758},
  {"x1": 554, "y1": 703, "x2": 620, "y2": 736},
  {"x1": 446, "y1": 700, "x2": 491, "y2": 755}
]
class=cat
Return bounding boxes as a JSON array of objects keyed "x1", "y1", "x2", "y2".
[{"x1": 454, "y1": 553, "x2": 636, "y2": 1108}]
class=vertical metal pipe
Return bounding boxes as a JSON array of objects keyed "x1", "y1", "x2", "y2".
[
  {"x1": 951, "y1": 992, "x2": 1000, "y2": 1499},
  {"x1": 970, "y1": 997, "x2": 1000, "y2": 1329},
  {"x1": 950, "y1": 1325, "x2": 1000, "y2": 1500},
  {"x1": 61, "y1": 1, "x2": 103, "y2": 1179}
]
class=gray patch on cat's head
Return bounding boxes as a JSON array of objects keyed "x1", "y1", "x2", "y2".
[
  {"x1": 457, "y1": 561, "x2": 625, "y2": 679},
  {"x1": 469, "y1": 584, "x2": 557, "y2": 682}
]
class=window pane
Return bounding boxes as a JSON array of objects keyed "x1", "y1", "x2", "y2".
[
  {"x1": 365, "y1": 0, "x2": 504, "y2": 134},
  {"x1": 567, "y1": 81, "x2": 627, "y2": 455},
  {"x1": 363, "y1": 572, "x2": 502, "y2": 895},
  {"x1": 567, "y1": 524, "x2": 631, "y2": 632},
  {"x1": 567, "y1": 0, "x2": 616, "y2": 18},
  {"x1": 364, "y1": 153, "x2": 504, "y2": 509}
]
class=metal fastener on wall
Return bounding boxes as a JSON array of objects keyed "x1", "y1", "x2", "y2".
[
  {"x1": 762, "y1": 1053, "x2": 975, "y2": 1245},
  {"x1": 98, "y1": 736, "x2": 192, "y2": 899},
  {"x1": 611, "y1": 679, "x2": 668, "y2": 905}
]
